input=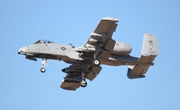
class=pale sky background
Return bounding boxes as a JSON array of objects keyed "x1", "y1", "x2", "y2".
[{"x1": 1, "y1": 0, "x2": 180, "y2": 110}]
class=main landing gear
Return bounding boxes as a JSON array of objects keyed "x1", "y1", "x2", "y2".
[
  {"x1": 80, "y1": 79, "x2": 87, "y2": 87},
  {"x1": 93, "y1": 52, "x2": 100, "y2": 66},
  {"x1": 80, "y1": 72, "x2": 87, "y2": 87},
  {"x1": 93, "y1": 59, "x2": 100, "y2": 66},
  {"x1": 40, "y1": 58, "x2": 47, "y2": 73}
]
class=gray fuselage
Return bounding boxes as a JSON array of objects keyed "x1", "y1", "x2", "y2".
[{"x1": 18, "y1": 40, "x2": 138, "y2": 66}]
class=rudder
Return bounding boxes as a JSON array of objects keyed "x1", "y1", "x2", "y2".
[{"x1": 141, "y1": 34, "x2": 159, "y2": 56}]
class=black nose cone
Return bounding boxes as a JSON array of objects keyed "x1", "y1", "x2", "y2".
[{"x1": 62, "y1": 69, "x2": 65, "y2": 72}]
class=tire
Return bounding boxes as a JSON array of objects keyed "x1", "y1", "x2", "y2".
[
  {"x1": 93, "y1": 59, "x2": 100, "y2": 66},
  {"x1": 80, "y1": 80, "x2": 87, "y2": 87},
  {"x1": 40, "y1": 67, "x2": 46, "y2": 73}
]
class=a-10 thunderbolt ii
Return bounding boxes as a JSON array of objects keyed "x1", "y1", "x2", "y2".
[{"x1": 18, "y1": 17, "x2": 159, "y2": 91}]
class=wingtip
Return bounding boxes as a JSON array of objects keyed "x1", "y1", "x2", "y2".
[
  {"x1": 144, "y1": 33, "x2": 155, "y2": 37},
  {"x1": 101, "y1": 17, "x2": 118, "y2": 22}
]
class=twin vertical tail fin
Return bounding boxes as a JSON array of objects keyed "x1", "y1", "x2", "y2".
[
  {"x1": 141, "y1": 34, "x2": 159, "y2": 56},
  {"x1": 127, "y1": 34, "x2": 159, "y2": 79}
]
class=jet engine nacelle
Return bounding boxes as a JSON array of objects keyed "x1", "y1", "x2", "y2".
[{"x1": 112, "y1": 41, "x2": 132, "y2": 55}]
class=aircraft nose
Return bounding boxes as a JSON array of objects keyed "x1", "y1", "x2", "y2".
[
  {"x1": 18, "y1": 47, "x2": 27, "y2": 54},
  {"x1": 62, "y1": 69, "x2": 65, "y2": 72}
]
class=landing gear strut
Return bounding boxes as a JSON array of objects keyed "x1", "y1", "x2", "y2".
[
  {"x1": 40, "y1": 58, "x2": 47, "y2": 73},
  {"x1": 93, "y1": 52, "x2": 100, "y2": 66},
  {"x1": 80, "y1": 72, "x2": 87, "y2": 87}
]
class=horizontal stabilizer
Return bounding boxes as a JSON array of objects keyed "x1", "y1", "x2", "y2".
[
  {"x1": 127, "y1": 65, "x2": 148, "y2": 79},
  {"x1": 127, "y1": 34, "x2": 159, "y2": 79}
]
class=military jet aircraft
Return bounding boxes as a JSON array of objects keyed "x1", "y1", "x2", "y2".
[{"x1": 18, "y1": 17, "x2": 159, "y2": 91}]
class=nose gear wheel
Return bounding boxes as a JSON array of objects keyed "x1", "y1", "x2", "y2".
[
  {"x1": 40, "y1": 67, "x2": 46, "y2": 73},
  {"x1": 40, "y1": 58, "x2": 48, "y2": 73}
]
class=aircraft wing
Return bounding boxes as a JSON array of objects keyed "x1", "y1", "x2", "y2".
[
  {"x1": 75, "y1": 17, "x2": 118, "y2": 59},
  {"x1": 60, "y1": 18, "x2": 117, "y2": 90},
  {"x1": 60, "y1": 65, "x2": 102, "y2": 91}
]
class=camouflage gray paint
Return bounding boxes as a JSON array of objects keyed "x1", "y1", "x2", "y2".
[{"x1": 18, "y1": 18, "x2": 159, "y2": 91}]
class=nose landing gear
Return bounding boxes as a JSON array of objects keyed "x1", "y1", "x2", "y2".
[
  {"x1": 40, "y1": 67, "x2": 46, "y2": 73},
  {"x1": 40, "y1": 58, "x2": 47, "y2": 73}
]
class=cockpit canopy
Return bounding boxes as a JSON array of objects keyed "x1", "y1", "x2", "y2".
[{"x1": 34, "y1": 40, "x2": 54, "y2": 44}]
